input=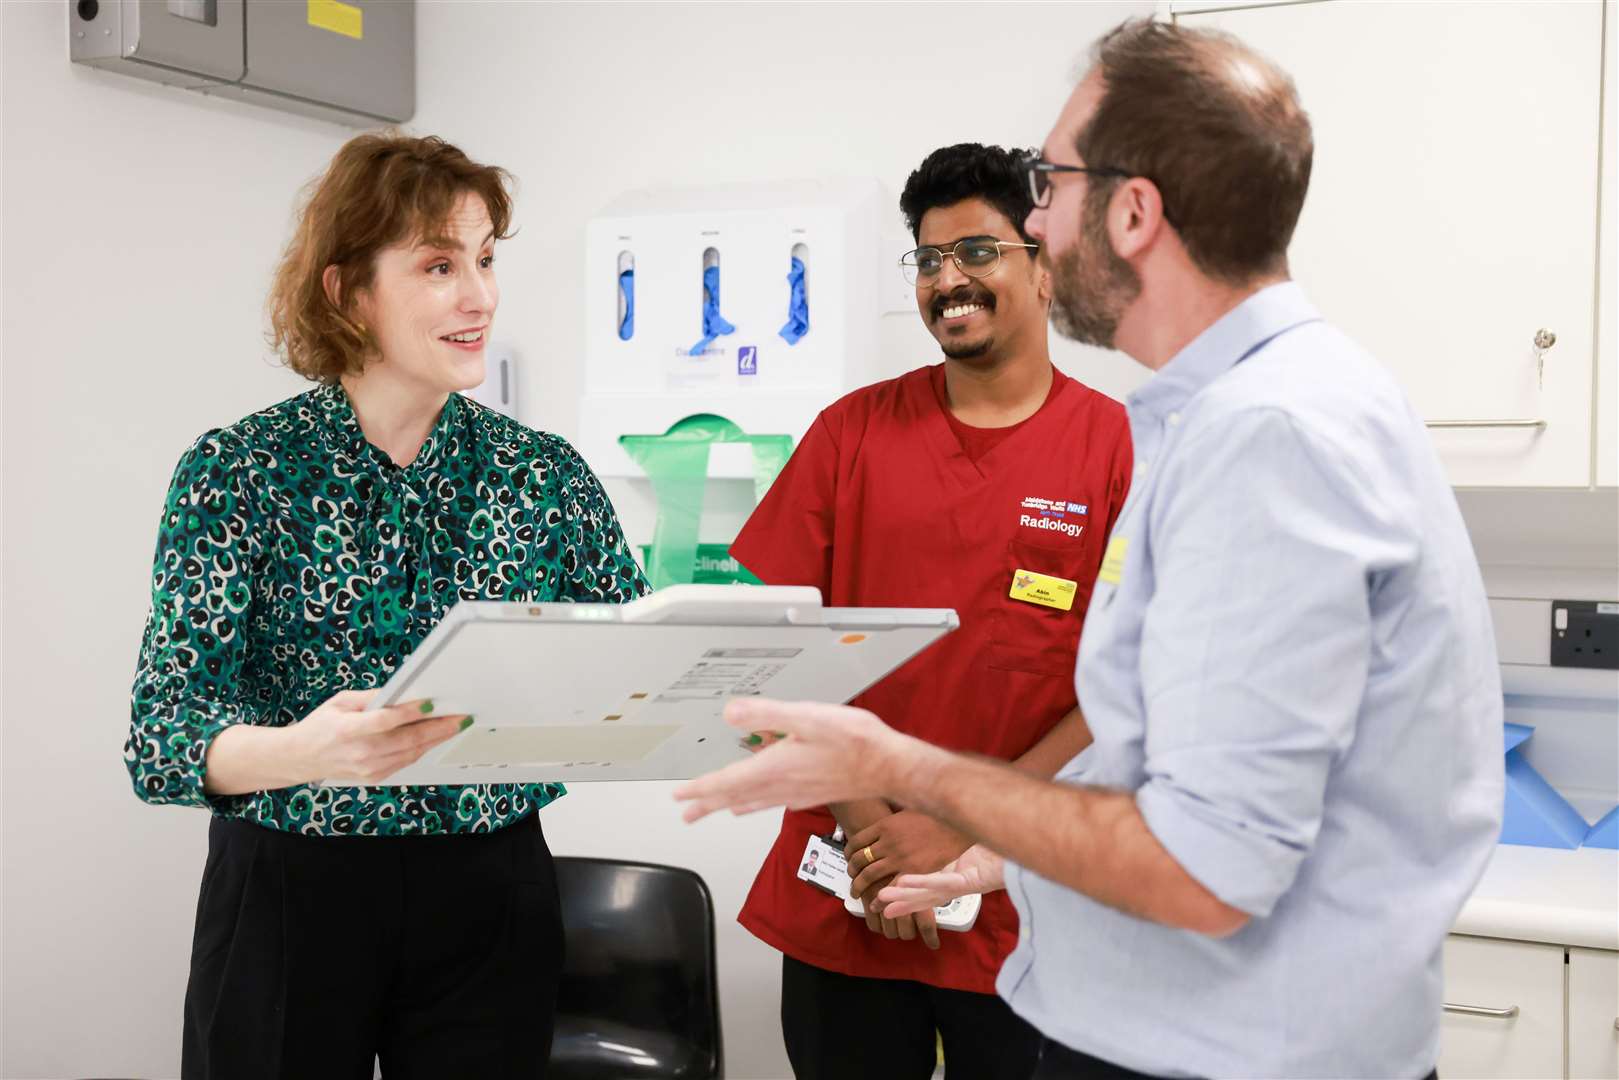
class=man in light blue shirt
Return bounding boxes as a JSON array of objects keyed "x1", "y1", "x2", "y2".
[
  {"x1": 982, "y1": 280, "x2": 1505, "y2": 1076},
  {"x1": 678, "y1": 18, "x2": 1503, "y2": 1079}
]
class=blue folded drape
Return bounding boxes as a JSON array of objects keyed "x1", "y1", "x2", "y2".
[
  {"x1": 778, "y1": 256, "x2": 809, "y2": 345},
  {"x1": 617, "y1": 268, "x2": 635, "y2": 340},
  {"x1": 688, "y1": 264, "x2": 736, "y2": 354}
]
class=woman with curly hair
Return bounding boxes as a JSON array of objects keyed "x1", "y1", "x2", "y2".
[{"x1": 125, "y1": 132, "x2": 647, "y2": 1079}]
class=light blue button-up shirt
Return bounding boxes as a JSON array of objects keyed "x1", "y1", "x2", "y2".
[{"x1": 998, "y1": 283, "x2": 1504, "y2": 1078}]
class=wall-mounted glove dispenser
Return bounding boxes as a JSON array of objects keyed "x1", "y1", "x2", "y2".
[
  {"x1": 581, "y1": 178, "x2": 883, "y2": 480},
  {"x1": 68, "y1": 0, "x2": 414, "y2": 126}
]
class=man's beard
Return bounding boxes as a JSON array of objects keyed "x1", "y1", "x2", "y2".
[
  {"x1": 1047, "y1": 199, "x2": 1141, "y2": 349},
  {"x1": 941, "y1": 338, "x2": 992, "y2": 361}
]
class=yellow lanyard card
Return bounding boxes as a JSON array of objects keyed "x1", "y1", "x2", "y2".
[
  {"x1": 1010, "y1": 568, "x2": 1078, "y2": 611},
  {"x1": 1098, "y1": 536, "x2": 1129, "y2": 585}
]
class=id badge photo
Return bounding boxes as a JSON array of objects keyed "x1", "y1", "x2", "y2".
[{"x1": 796, "y1": 831, "x2": 853, "y2": 900}]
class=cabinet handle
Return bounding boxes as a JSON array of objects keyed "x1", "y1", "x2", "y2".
[
  {"x1": 1424, "y1": 419, "x2": 1547, "y2": 430},
  {"x1": 1443, "y1": 1002, "x2": 1520, "y2": 1019}
]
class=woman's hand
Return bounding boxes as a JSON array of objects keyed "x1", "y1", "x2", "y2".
[
  {"x1": 874, "y1": 845, "x2": 1007, "y2": 918},
  {"x1": 203, "y1": 690, "x2": 470, "y2": 794},
  {"x1": 285, "y1": 690, "x2": 470, "y2": 785}
]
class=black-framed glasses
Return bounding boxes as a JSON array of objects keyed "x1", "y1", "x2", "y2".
[
  {"x1": 1025, "y1": 153, "x2": 1178, "y2": 226},
  {"x1": 899, "y1": 236, "x2": 1040, "y2": 286},
  {"x1": 1025, "y1": 155, "x2": 1132, "y2": 208}
]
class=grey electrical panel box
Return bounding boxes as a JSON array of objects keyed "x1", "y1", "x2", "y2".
[{"x1": 68, "y1": 0, "x2": 414, "y2": 126}]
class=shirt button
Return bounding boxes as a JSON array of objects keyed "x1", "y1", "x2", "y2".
[
  {"x1": 1167, "y1": 412, "x2": 1181, "y2": 426},
  {"x1": 1137, "y1": 461, "x2": 1150, "y2": 478},
  {"x1": 1020, "y1": 925, "x2": 1031, "y2": 943}
]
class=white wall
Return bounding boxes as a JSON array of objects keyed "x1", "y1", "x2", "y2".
[
  {"x1": 0, "y1": 3, "x2": 344, "y2": 1077},
  {"x1": 1457, "y1": 490, "x2": 1619, "y2": 574},
  {"x1": 0, "y1": 2, "x2": 1152, "y2": 1077}
]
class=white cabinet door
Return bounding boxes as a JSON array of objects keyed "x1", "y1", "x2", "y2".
[
  {"x1": 1178, "y1": 1, "x2": 1604, "y2": 487},
  {"x1": 1440, "y1": 935, "x2": 1566, "y2": 1079},
  {"x1": 1569, "y1": 947, "x2": 1619, "y2": 1080},
  {"x1": 1598, "y1": 1, "x2": 1616, "y2": 489}
]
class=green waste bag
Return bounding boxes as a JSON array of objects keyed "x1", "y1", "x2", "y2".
[{"x1": 619, "y1": 414, "x2": 793, "y2": 590}]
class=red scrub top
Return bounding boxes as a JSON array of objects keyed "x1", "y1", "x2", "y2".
[{"x1": 730, "y1": 363, "x2": 1133, "y2": 994}]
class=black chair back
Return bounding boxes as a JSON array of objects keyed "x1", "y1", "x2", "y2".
[{"x1": 550, "y1": 857, "x2": 723, "y2": 1080}]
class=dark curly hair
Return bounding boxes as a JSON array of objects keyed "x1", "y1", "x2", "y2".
[{"x1": 899, "y1": 143, "x2": 1038, "y2": 244}]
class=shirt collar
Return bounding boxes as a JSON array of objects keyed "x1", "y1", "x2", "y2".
[
  {"x1": 1128, "y1": 281, "x2": 1322, "y2": 421},
  {"x1": 312, "y1": 382, "x2": 461, "y2": 472}
]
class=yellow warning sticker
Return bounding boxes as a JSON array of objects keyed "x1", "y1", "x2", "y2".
[
  {"x1": 308, "y1": 0, "x2": 363, "y2": 40},
  {"x1": 1009, "y1": 568, "x2": 1078, "y2": 611},
  {"x1": 1098, "y1": 536, "x2": 1129, "y2": 586}
]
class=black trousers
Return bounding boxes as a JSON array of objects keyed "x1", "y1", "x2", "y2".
[
  {"x1": 182, "y1": 813, "x2": 563, "y2": 1080},
  {"x1": 1031, "y1": 1039, "x2": 1173, "y2": 1080},
  {"x1": 1032, "y1": 1037, "x2": 1444, "y2": 1080},
  {"x1": 780, "y1": 954, "x2": 1043, "y2": 1080}
]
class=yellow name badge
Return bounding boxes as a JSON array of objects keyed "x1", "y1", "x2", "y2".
[
  {"x1": 1098, "y1": 536, "x2": 1129, "y2": 585},
  {"x1": 1010, "y1": 568, "x2": 1078, "y2": 611}
]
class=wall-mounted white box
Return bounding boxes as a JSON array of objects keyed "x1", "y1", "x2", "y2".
[{"x1": 579, "y1": 179, "x2": 882, "y2": 479}]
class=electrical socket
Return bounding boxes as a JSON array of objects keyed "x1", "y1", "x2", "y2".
[{"x1": 1550, "y1": 600, "x2": 1619, "y2": 670}]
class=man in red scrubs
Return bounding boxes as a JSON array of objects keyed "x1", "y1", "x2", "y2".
[{"x1": 729, "y1": 143, "x2": 1133, "y2": 1080}]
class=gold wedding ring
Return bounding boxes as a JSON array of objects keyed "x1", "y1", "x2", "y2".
[{"x1": 861, "y1": 845, "x2": 875, "y2": 866}]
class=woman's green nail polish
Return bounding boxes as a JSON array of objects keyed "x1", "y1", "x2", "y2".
[
  {"x1": 420, "y1": 700, "x2": 435, "y2": 714},
  {"x1": 459, "y1": 716, "x2": 475, "y2": 731},
  {"x1": 746, "y1": 733, "x2": 763, "y2": 746}
]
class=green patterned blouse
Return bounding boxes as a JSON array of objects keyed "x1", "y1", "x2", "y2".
[{"x1": 125, "y1": 384, "x2": 649, "y2": 836}]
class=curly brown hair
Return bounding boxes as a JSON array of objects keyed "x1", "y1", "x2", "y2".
[{"x1": 267, "y1": 132, "x2": 515, "y2": 384}]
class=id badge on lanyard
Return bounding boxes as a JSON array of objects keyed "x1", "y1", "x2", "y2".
[{"x1": 796, "y1": 826, "x2": 854, "y2": 901}]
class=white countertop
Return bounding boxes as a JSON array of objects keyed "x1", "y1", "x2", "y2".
[{"x1": 1453, "y1": 843, "x2": 1619, "y2": 950}]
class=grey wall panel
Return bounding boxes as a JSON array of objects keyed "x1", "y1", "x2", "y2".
[
  {"x1": 126, "y1": 0, "x2": 244, "y2": 82},
  {"x1": 243, "y1": 0, "x2": 414, "y2": 122}
]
